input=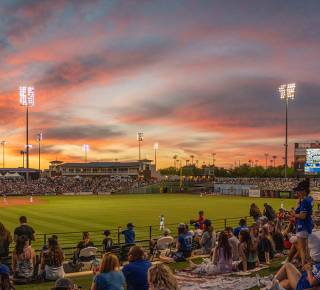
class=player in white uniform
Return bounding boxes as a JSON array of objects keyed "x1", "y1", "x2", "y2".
[
  {"x1": 2, "y1": 193, "x2": 8, "y2": 204},
  {"x1": 29, "y1": 194, "x2": 33, "y2": 203},
  {"x1": 159, "y1": 214, "x2": 165, "y2": 230}
]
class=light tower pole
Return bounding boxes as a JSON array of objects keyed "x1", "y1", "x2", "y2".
[
  {"x1": 1, "y1": 141, "x2": 7, "y2": 168},
  {"x1": 279, "y1": 83, "x2": 296, "y2": 178},
  {"x1": 153, "y1": 142, "x2": 158, "y2": 171},
  {"x1": 137, "y1": 132, "x2": 144, "y2": 169},
  {"x1": 83, "y1": 144, "x2": 90, "y2": 162},
  {"x1": 19, "y1": 86, "x2": 35, "y2": 183},
  {"x1": 36, "y1": 132, "x2": 42, "y2": 171}
]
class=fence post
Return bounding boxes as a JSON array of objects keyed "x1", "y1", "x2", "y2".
[
  {"x1": 43, "y1": 233, "x2": 47, "y2": 245},
  {"x1": 117, "y1": 227, "x2": 120, "y2": 245},
  {"x1": 149, "y1": 226, "x2": 152, "y2": 241}
]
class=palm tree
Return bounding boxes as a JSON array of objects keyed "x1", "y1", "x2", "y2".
[
  {"x1": 272, "y1": 155, "x2": 277, "y2": 167},
  {"x1": 264, "y1": 153, "x2": 269, "y2": 168},
  {"x1": 190, "y1": 155, "x2": 194, "y2": 165},
  {"x1": 186, "y1": 160, "x2": 190, "y2": 166},
  {"x1": 173, "y1": 155, "x2": 178, "y2": 168}
]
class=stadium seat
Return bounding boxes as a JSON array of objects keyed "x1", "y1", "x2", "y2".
[
  {"x1": 78, "y1": 247, "x2": 97, "y2": 271},
  {"x1": 151, "y1": 236, "x2": 174, "y2": 261}
]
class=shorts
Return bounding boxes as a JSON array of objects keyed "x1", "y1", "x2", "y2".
[{"x1": 296, "y1": 231, "x2": 309, "y2": 239}]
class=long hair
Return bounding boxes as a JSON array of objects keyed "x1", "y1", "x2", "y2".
[
  {"x1": 148, "y1": 263, "x2": 178, "y2": 290},
  {"x1": 99, "y1": 254, "x2": 120, "y2": 273},
  {"x1": 217, "y1": 231, "x2": 232, "y2": 260},
  {"x1": 0, "y1": 223, "x2": 9, "y2": 241},
  {"x1": 240, "y1": 230, "x2": 255, "y2": 253},
  {"x1": 15, "y1": 235, "x2": 28, "y2": 256},
  {"x1": 0, "y1": 274, "x2": 16, "y2": 290}
]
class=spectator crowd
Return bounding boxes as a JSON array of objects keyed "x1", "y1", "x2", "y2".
[
  {"x1": 0, "y1": 177, "x2": 155, "y2": 196},
  {"x1": 215, "y1": 177, "x2": 320, "y2": 191},
  {"x1": 1, "y1": 178, "x2": 320, "y2": 290}
]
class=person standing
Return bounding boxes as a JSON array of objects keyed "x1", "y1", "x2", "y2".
[
  {"x1": 294, "y1": 179, "x2": 314, "y2": 266},
  {"x1": 121, "y1": 223, "x2": 135, "y2": 245},
  {"x1": 13, "y1": 216, "x2": 35, "y2": 243},
  {"x1": 159, "y1": 215, "x2": 165, "y2": 231}
]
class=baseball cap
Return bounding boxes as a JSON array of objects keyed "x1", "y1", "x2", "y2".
[
  {"x1": 0, "y1": 263, "x2": 10, "y2": 275},
  {"x1": 293, "y1": 179, "x2": 310, "y2": 192},
  {"x1": 127, "y1": 223, "x2": 134, "y2": 228}
]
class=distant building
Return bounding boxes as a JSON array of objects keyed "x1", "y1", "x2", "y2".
[
  {"x1": 45, "y1": 159, "x2": 157, "y2": 179},
  {"x1": 0, "y1": 168, "x2": 40, "y2": 180},
  {"x1": 294, "y1": 141, "x2": 320, "y2": 176}
]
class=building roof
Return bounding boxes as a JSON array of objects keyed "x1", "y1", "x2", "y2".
[
  {"x1": 59, "y1": 162, "x2": 143, "y2": 168},
  {"x1": 0, "y1": 168, "x2": 40, "y2": 173}
]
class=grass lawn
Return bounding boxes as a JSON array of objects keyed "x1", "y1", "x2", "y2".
[{"x1": 0, "y1": 194, "x2": 297, "y2": 250}]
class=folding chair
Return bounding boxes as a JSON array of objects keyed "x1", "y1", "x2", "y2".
[
  {"x1": 151, "y1": 236, "x2": 174, "y2": 261},
  {"x1": 78, "y1": 247, "x2": 97, "y2": 271}
]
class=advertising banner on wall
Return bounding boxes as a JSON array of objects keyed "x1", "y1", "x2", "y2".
[{"x1": 249, "y1": 189, "x2": 261, "y2": 197}]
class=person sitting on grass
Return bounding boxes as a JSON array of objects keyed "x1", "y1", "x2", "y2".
[
  {"x1": 194, "y1": 219, "x2": 216, "y2": 255},
  {"x1": 122, "y1": 246, "x2": 151, "y2": 290},
  {"x1": 190, "y1": 231, "x2": 233, "y2": 274},
  {"x1": 148, "y1": 263, "x2": 178, "y2": 290},
  {"x1": 265, "y1": 262, "x2": 320, "y2": 290},
  {"x1": 238, "y1": 229, "x2": 259, "y2": 272},
  {"x1": 12, "y1": 235, "x2": 36, "y2": 280},
  {"x1": 40, "y1": 237, "x2": 65, "y2": 281},
  {"x1": 234, "y1": 219, "x2": 248, "y2": 238},
  {"x1": 102, "y1": 230, "x2": 113, "y2": 253},
  {"x1": 91, "y1": 253, "x2": 125, "y2": 290},
  {"x1": 226, "y1": 227, "x2": 240, "y2": 261},
  {"x1": 121, "y1": 223, "x2": 135, "y2": 245},
  {"x1": 0, "y1": 263, "x2": 15, "y2": 290},
  {"x1": 257, "y1": 226, "x2": 274, "y2": 264}
]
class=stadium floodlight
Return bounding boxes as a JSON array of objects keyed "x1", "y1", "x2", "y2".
[
  {"x1": 153, "y1": 143, "x2": 159, "y2": 170},
  {"x1": 36, "y1": 132, "x2": 43, "y2": 171},
  {"x1": 279, "y1": 83, "x2": 296, "y2": 178},
  {"x1": 82, "y1": 144, "x2": 90, "y2": 162},
  {"x1": 0, "y1": 140, "x2": 7, "y2": 168},
  {"x1": 137, "y1": 132, "x2": 144, "y2": 167},
  {"x1": 19, "y1": 86, "x2": 35, "y2": 183}
]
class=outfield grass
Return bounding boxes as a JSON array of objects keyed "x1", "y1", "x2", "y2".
[
  {"x1": 0, "y1": 194, "x2": 297, "y2": 251},
  {"x1": 0, "y1": 194, "x2": 296, "y2": 234}
]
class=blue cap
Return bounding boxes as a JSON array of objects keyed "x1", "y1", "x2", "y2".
[{"x1": 0, "y1": 263, "x2": 10, "y2": 275}]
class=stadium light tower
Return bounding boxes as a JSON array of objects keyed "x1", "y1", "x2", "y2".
[
  {"x1": 137, "y1": 132, "x2": 144, "y2": 165},
  {"x1": 279, "y1": 83, "x2": 296, "y2": 178},
  {"x1": 36, "y1": 132, "x2": 43, "y2": 171},
  {"x1": 19, "y1": 86, "x2": 35, "y2": 183},
  {"x1": 82, "y1": 144, "x2": 90, "y2": 162},
  {"x1": 1, "y1": 140, "x2": 7, "y2": 168},
  {"x1": 153, "y1": 142, "x2": 159, "y2": 171}
]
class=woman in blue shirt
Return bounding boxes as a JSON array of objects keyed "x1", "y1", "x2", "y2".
[
  {"x1": 294, "y1": 179, "x2": 313, "y2": 266},
  {"x1": 91, "y1": 254, "x2": 125, "y2": 290},
  {"x1": 268, "y1": 262, "x2": 320, "y2": 290}
]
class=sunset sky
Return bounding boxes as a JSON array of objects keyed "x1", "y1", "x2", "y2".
[{"x1": 1, "y1": 0, "x2": 320, "y2": 169}]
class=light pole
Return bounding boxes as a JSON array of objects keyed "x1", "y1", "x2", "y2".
[
  {"x1": 36, "y1": 132, "x2": 42, "y2": 171},
  {"x1": 153, "y1": 142, "x2": 158, "y2": 171},
  {"x1": 279, "y1": 83, "x2": 296, "y2": 178},
  {"x1": 264, "y1": 153, "x2": 269, "y2": 169},
  {"x1": 0, "y1": 141, "x2": 7, "y2": 168},
  {"x1": 137, "y1": 132, "x2": 144, "y2": 169},
  {"x1": 82, "y1": 144, "x2": 90, "y2": 162},
  {"x1": 20, "y1": 150, "x2": 26, "y2": 168},
  {"x1": 19, "y1": 86, "x2": 34, "y2": 183}
]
